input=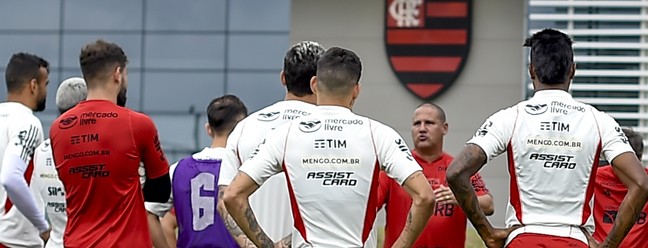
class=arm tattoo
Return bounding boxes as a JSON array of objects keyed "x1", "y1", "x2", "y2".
[
  {"x1": 217, "y1": 186, "x2": 255, "y2": 247},
  {"x1": 277, "y1": 234, "x2": 292, "y2": 248},
  {"x1": 244, "y1": 205, "x2": 273, "y2": 248},
  {"x1": 447, "y1": 146, "x2": 493, "y2": 239}
]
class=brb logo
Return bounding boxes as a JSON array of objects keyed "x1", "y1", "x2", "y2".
[{"x1": 385, "y1": 0, "x2": 472, "y2": 100}]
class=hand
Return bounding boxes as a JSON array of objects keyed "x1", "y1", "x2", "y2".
[
  {"x1": 434, "y1": 185, "x2": 458, "y2": 205},
  {"x1": 40, "y1": 227, "x2": 51, "y2": 244},
  {"x1": 579, "y1": 227, "x2": 599, "y2": 248},
  {"x1": 483, "y1": 226, "x2": 520, "y2": 248}
]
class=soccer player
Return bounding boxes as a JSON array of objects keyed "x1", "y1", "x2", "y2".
[
  {"x1": 49, "y1": 40, "x2": 171, "y2": 248},
  {"x1": 217, "y1": 41, "x2": 325, "y2": 245},
  {"x1": 32, "y1": 77, "x2": 87, "y2": 248},
  {"x1": 146, "y1": 95, "x2": 248, "y2": 248},
  {"x1": 447, "y1": 29, "x2": 648, "y2": 248},
  {"x1": 378, "y1": 103, "x2": 494, "y2": 247},
  {"x1": 593, "y1": 128, "x2": 648, "y2": 247},
  {"x1": 0, "y1": 53, "x2": 51, "y2": 248},
  {"x1": 224, "y1": 47, "x2": 435, "y2": 247}
]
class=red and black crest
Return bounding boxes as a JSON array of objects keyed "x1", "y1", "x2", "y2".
[{"x1": 385, "y1": 0, "x2": 472, "y2": 100}]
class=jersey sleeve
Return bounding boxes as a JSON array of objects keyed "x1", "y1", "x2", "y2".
[
  {"x1": 219, "y1": 118, "x2": 246, "y2": 186},
  {"x1": 372, "y1": 122, "x2": 422, "y2": 186},
  {"x1": 466, "y1": 107, "x2": 516, "y2": 162},
  {"x1": 145, "y1": 162, "x2": 177, "y2": 217},
  {"x1": 5, "y1": 117, "x2": 42, "y2": 163},
  {"x1": 132, "y1": 113, "x2": 170, "y2": 179},
  {"x1": 470, "y1": 172, "x2": 490, "y2": 196},
  {"x1": 595, "y1": 112, "x2": 634, "y2": 163},
  {"x1": 238, "y1": 123, "x2": 288, "y2": 186}
]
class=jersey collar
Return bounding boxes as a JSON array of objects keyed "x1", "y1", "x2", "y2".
[
  {"x1": 1, "y1": 102, "x2": 33, "y2": 114},
  {"x1": 316, "y1": 105, "x2": 352, "y2": 113},
  {"x1": 531, "y1": 89, "x2": 572, "y2": 99}
]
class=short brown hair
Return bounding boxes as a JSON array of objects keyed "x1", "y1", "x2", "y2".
[{"x1": 79, "y1": 39, "x2": 127, "y2": 86}]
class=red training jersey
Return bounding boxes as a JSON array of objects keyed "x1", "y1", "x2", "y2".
[
  {"x1": 377, "y1": 151, "x2": 490, "y2": 248},
  {"x1": 50, "y1": 100, "x2": 169, "y2": 248},
  {"x1": 593, "y1": 165, "x2": 648, "y2": 248}
]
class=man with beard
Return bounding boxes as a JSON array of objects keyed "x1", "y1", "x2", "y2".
[
  {"x1": 49, "y1": 40, "x2": 171, "y2": 248},
  {"x1": 0, "y1": 52, "x2": 51, "y2": 248}
]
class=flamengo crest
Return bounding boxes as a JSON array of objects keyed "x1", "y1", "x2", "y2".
[{"x1": 385, "y1": 0, "x2": 472, "y2": 100}]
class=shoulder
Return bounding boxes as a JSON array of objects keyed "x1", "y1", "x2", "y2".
[{"x1": 128, "y1": 110, "x2": 156, "y2": 127}]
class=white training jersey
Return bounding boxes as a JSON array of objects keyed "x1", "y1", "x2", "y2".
[
  {"x1": 145, "y1": 147, "x2": 226, "y2": 217},
  {"x1": 32, "y1": 139, "x2": 66, "y2": 248},
  {"x1": 219, "y1": 100, "x2": 316, "y2": 241},
  {"x1": 0, "y1": 102, "x2": 45, "y2": 248},
  {"x1": 240, "y1": 106, "x2": 421, "y2": 248},
  {"x1": 467, "y1": 90, "x2": 633, "y2": 244}
]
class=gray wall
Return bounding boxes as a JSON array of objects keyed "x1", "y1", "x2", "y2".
[
  {"x1": 0, "y1": 0, "x2": 292, "y2": 162},
  {"x1": 290, "y1": 0, "x2": 525, "y2": 227}
]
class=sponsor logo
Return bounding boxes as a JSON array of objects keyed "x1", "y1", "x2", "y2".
[
  {"x1": 603, "y1": 210, "x2": 646, "y2": 225},
  {"x1": 80, "y1": 112, "x2": 118, "y2": 118},
  {"x1": 63, "y1": 149, "x2": 110, "y2": 160},
  {"x1": 69, "y1": 164, "x2": 110, "y2": 178},
  {"x1": 40, "y1": 141, "x2": 50, "y2": 152},
  {"x1": 615, "y1": 126, "x2": 629, "y2": 144},
  {"x1": 306, "y1": 171, "x2": 357, "y2": 186},
  {"x1": 395, "y1": 139, "x2": 414, "y2": 161},
  {"x1": 48, "y1": 186, "x2": 65, "y2": 197},
  {"x1": 321, "y1": 119, "x2": 364, "y2": 131},
  {"x1": 550, "y1": 101, "x2": 586, "y2": 115},
  {"x1": 529, "y1": 153, "x2": 576, "y2": 169},
  {"x1": 59, "y1": 115, "x2": 78, "y2": 129},
  {"x1": 283, "y1": 109, "x2": 311, "y2": 120},
  {"x1": 299, "y1": 120, "x2": 322, "y2": 133},
  {"x1": 80, "y1": 118, "x2": 96, "y2": 126},
  {"x1": 257, "y1": 111, "x2": 280, "y2": 121},
  {"x1": 476, "y1": 121, "x2": 492, "y2": 137},
  {"x1": 70, "y1": 133, "x2": 99, "y2": 145},
  {"x1": 301, "y1": 157, "x2": 361, "y2": 167},
  {"x1": 524, "y1": 104, "x2": 548, "y2": 115},
  {"x1": 526, "y1": 138, "x2": 582, "y2": 150},
  {"x1": 540, "y1": 121, "x2": 570, "y2": 132},
  {"x1": 385, "y1": 0, "x2": 472, "y2": 100},
  {"x1": 47, "y1": 202, "x2": 66, "y2": 213},
  {"x1": 153, "y1": 134, "x2": 166, "y2": 161},
  {"x1": 45, "y1": 158, "x2": 53, "y2": 167},
  {"x1": 314, "y1": 139, "x2": 347, "y2": 149},
  {"x1": 39, "y1": 173, "x2": 59, "y2": 179}
]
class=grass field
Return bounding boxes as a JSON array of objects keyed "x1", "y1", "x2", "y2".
[{"x1": 376, "y1": 227, "x2": 487, "y2": 247}]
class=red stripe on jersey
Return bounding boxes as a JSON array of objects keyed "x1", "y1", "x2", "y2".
[
  {"x1": 282, "y1": 162, "x2": 308, "y2": 243},
  {"x1": 4, "y1": 160, "x2": 35, "y2": 214},
  {"x1": 582, "y1": 141, "x2": 602, "y2": 225},
  {"x1": 386, "y1": 30, "x2": 467, "y2": 45},
  {"x1": 507, "y1": 141, "x2": 523, "y2": 224},
  {"x1": 362, "y1": 160, "x2": 381, "y2": 243},
  {"x1": 426, "y1": 2, "x2": 468, "y2": 17},
  {"x1": 390, "y1": 56, "x2": 462, "y2": 72}
]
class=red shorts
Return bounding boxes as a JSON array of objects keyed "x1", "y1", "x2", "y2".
[{"x1": 506, "y1": 233, "x2": 588, "y2": 248}]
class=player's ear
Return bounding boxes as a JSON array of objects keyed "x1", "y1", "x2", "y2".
[
  {"x1": 569, "y1": 63, "x2": 576, "y2": 80},
  {"x1": 114, "y1": 66, "x2": 123, "y2": 84},
  {"x1": 205, "y1": 123, "x2": 213, "y2": 138},
  {"x1": 528, "y1": 64, "x2": 536, "y2": 80},
  {"x1": 353, "y1": 83, "x2": 361, "y2": 99},
  {"x1": 29, "y1": 78, "x2": 38, "y2": 95},
  {"x1": 280, "y1": 70, "x2": 287, "y2": 86},
  {"x1": 310, "y1": 76, "x2": 318, "y2": 94},
  {"x1": 443, "y1": 122, "x2": 448, "y2": 135}
]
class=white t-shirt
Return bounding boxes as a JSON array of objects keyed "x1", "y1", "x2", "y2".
[
  {"x1": 467, "y1": 90, "x2": 633, "y2": 244},
  {"x1": 240, "y1": 106, "x2": 421, "y2": 247},
  {"x1": 32, "y1": 139, "x2": 66, "y2": 248},
  {"x1": 0, "y1": 102, "x2": 45, "y2": 248},
  {"x1": 219, "y1": 100, "x2": 317, "y2": 241}
]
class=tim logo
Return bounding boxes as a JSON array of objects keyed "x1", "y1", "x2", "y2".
[
  {"x1": 525, "y1": 104, "x2": 548, "y2": 115},
  {"x1": 385, "y1": 0, "x2": 472, "y2": 100},
  {"x1": 299, "y1": 120, "x2": 322, "y2": 133},
  {"x1": 257, "y1": 111, "x2": 280, "y2": 121},
  {"x1": 58, "y1": 115, "x2": 78, "y2": 129}
]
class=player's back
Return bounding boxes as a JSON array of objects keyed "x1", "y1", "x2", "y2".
[
  {"x1": 173, "y1": 155, "x2": 238, "y2": 248},
  {"x1": 32, "y1": 139, "x2": 66, "y2": 248},
  {"x1": 0, "y1": 102, "x2": 44, "y2": 248},
  {"x1": 506, "y1": 91, "x2": 621, "y2": 229},
  {"x1": 50, "y1": 100, "x2": 155, "y2": 247},
  {"x1": 593, "y1": 166, "x2": 648, "y2": 247},
  {"x1": 224, "y1": 100, "x2": 316, "y2": 240},
  {"x1": 281, "y1": 106, "x2": 386, "y2": 247}
]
